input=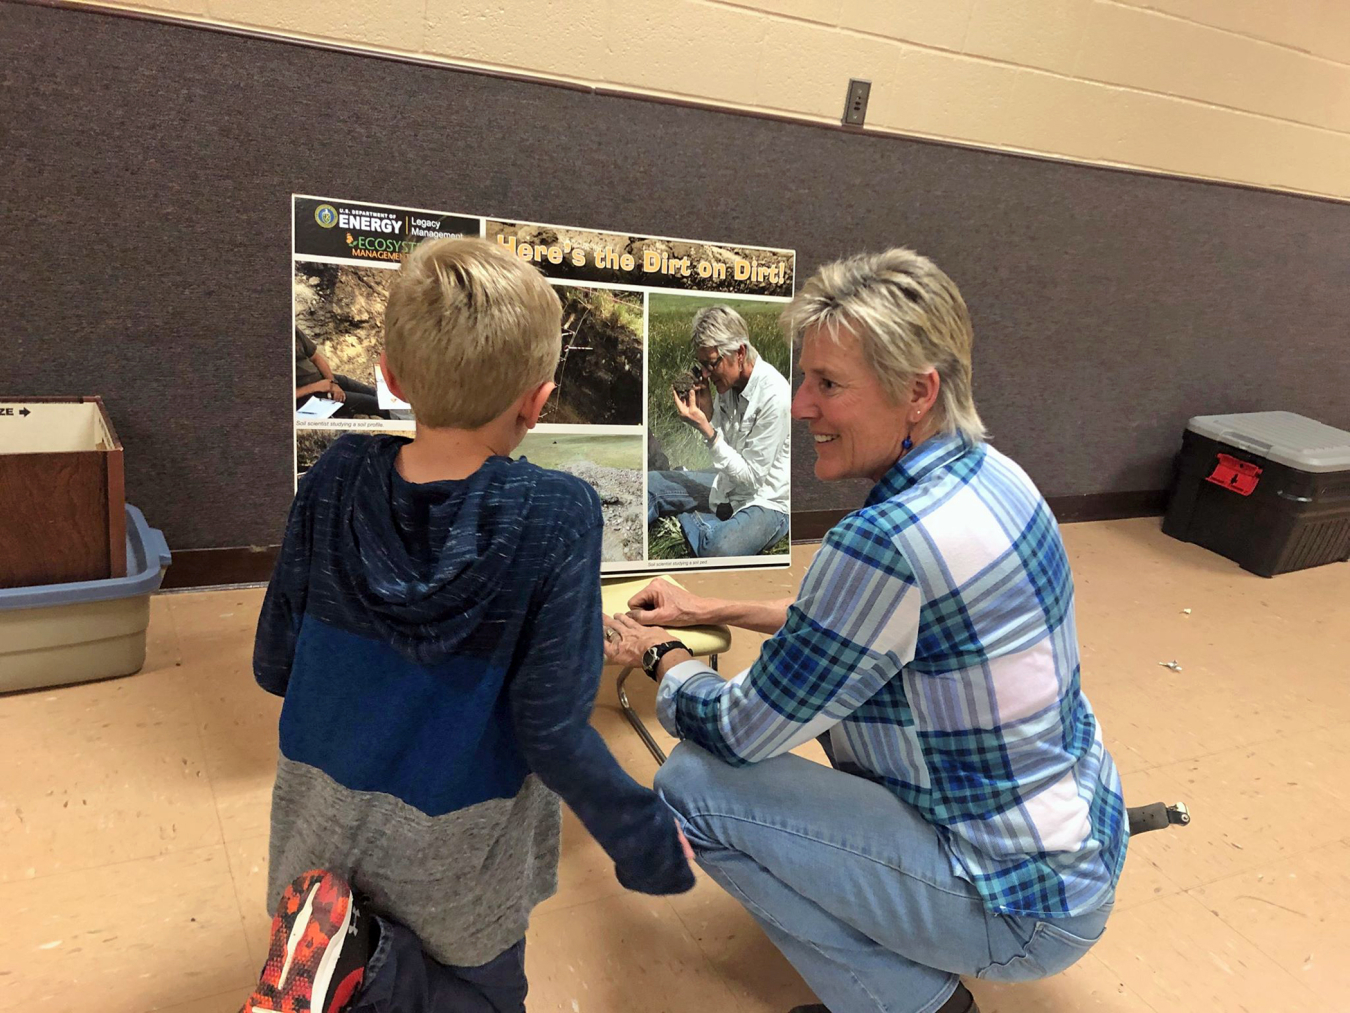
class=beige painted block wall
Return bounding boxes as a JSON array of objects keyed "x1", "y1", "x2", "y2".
[{"x1": 86, "y1": 0, "x2": 1350, "y2": 201}]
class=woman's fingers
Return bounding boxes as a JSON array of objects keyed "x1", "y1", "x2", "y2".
[
  {"x1": 615, "y1": 613, "x2": 674, "y2": 644},
  {"x1": 611, "y1": 612, "x2": 646, "y2": 633},
  {"x1": 601, "y1": 614, "x2": 641, "y2": 664},
  {"x1": 629, "y1": 607, "x2": 670, "y2": 626},
  {"x1": 627, "y1": 580, "x2": 666, "y2": 612},
  {"x1": 601, "y1": 614, "x2": 626, "y2": 640},
  {"x1": 629, "y1": 581, "x2": 683, "y2": 626}
]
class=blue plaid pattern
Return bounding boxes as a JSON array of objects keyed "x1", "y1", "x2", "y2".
[{"x1": 658, "y1": 434, "x2": 1127, "y2": 918}]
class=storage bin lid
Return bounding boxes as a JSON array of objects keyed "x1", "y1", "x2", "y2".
[
  {"x1": 0, "y1": 505, "x2": 170, "y2": 610},
  {"x1": 1187, "y1": 411, "x2": 1350, "y2": 473}
]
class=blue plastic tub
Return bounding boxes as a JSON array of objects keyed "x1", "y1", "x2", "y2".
[{"x1": 0, "y1": 505, "x2": 172, "y2": 692}]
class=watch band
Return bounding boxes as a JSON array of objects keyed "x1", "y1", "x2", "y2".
[{"x1": 642, "y1": 640, "x2": 688, "y2": 681}]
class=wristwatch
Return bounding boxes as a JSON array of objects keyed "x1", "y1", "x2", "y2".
[{"x1": 641, "y1": 640, "x2": 688, "y2": 681}]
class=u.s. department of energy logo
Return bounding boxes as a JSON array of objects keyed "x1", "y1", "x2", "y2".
[{"x1": 314, "y1": 204, "x2": 339, "y2": 228}]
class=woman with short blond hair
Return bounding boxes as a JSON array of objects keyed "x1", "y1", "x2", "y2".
[{"x1": 606, "y1": 249, "x2": 1126, "y2": 1013}]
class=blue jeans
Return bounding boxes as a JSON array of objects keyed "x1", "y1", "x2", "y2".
[
  {"x1": 351, "y1": 918, "x2": 526, "y2": 1013},
  {"x1": 654, "y1": 744, "x2": 1114, "y2": 1013},
  {"x1": 647, "y1": 470, "x2": 789, "y2": 557}
]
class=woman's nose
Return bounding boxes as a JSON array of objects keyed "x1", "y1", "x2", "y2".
[{"x1": 791, "y1": 385, "x2": 815, "y2": 420}]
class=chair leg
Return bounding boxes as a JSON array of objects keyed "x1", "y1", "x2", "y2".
[
  {"x1": 615, "y1": 654, "x2": 722, "y2": 766},
  {"x1": 616, "y1": 666, "x2": 667, "y2": 764}
]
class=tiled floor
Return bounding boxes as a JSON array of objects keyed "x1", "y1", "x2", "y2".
[{"x1": 2, "y1": 518, "x2": 1348, "y2": 1013}]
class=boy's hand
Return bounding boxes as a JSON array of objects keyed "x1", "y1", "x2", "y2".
[
  {"x1": 627, "y1": 578, "x2": 707, "y2": 628},
  {"x1": 676, "y1": 823, "x2": 695, "y2": 861}
]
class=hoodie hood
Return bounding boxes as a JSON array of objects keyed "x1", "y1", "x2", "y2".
[{"x1": 339, "y1": 436, "x2": 535, "y2": 664}]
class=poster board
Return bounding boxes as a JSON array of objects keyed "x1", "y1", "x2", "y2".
[{"x1": 292, "y1": 194, "x2": 796, "y2": 574}]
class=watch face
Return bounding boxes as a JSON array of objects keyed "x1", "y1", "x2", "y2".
[{"x1": 644, "y1": 641, "x2": 683, "y2": 675}]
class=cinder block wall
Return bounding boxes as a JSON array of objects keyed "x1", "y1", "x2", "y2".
[{"x1": 89, "y1": 0, "x2": 1350, "y2": 200}]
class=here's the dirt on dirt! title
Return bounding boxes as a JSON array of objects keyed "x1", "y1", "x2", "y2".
[
  {"x1": 488, "y1": 222, "x2": 792, "y2": 296},
  {"x1": 294, "y1": 195, "x2": 794, "y2": 297},
  {"x1": 291, "y1": 193, "x2": 796, "y2": 576}
]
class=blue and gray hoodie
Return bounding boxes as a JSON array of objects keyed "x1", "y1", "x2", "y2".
[{"x1": 254, "y1": 434, "x2": 693, "y2": 965}]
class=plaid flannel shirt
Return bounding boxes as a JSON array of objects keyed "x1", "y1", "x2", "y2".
[{"x1": 657, "y1": 434, "x2": 1127, "y2": 919}]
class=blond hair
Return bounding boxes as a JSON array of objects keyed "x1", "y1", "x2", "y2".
[
  {"x1": 781, "y1": 248, "x2": 986, "y2": 441},
  {"x1": 691, "y1": 305, "x2": 758, "y2": 364},
  {"x1": 384, "y1": 237, "x2": 562, "y2": 428}
]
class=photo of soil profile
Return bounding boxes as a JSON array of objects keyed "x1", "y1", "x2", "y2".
[
  {"x1": 544, "y1": 286, "x2": 643, "y2": 426},
  {"x1": 646, "y1": 294, "x2": 792, "y2": 561},
  {"x1": 487, "y1": 220, "x2": 794, "y2": 298},
  {"x1": 516, "y1": 433, "x2": 644, "y2": 563},
  {"x1": 294, "y1": 263, "x2": 394, "y2": 389}
]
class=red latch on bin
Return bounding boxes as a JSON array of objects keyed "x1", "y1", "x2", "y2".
[{"x1": 1206, "y1": 453, "x2": 1262, "y2": 496}]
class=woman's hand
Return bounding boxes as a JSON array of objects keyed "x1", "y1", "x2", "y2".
[
  {"x1": 692, "y1": 379, "x2": 713, "y2": 421},
  {"x1": 672, "y1": 387, "x2": 714, "y2": 440},
  {"x1": 602, "y1": 612, "x2": 676, "y2": 668},
  {"x1": 626, "y1": 578, "x2": 709, "y2": 628}
]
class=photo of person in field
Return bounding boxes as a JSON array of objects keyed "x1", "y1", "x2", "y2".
[{"x1": 647, "y1": 299, "x2": 791, "y2": 559}]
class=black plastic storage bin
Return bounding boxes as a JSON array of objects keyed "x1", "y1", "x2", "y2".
[{"x1": 1163, "y1": 412, "x2": 1350, "y2": 577}]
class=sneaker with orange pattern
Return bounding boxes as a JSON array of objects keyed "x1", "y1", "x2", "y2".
[{"x1": 240, "y1": 869, "x2": 372, "y2": 1013}]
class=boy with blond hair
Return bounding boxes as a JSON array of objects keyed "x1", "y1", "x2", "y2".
[{"x1": 243, "y1": 237, "x2": 693, "y2": 1013}]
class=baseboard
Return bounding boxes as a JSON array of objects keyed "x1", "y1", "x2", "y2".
[
  {"x1": 791, "y1": 510, "x2": 852, "y2": 542},
  {"x1": 161, "y1": 490, "x2": 1169, "y2": 590},
  {"x1": 161, "y1": 545, "x2": 278, "y2": 589}
]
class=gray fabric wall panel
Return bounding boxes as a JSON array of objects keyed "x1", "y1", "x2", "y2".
[{"x1": 2, "y1": 2, "x2": 1347, "y2": 550}]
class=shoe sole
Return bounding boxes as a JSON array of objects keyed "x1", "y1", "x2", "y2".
[{"x1": 240, "y1": 870, "x2": 354, "y2": 1013}]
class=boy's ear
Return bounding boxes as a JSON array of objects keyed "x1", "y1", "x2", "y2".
[
  {"x1": 519, "y1": 380, "x2": 555, "y2": 430},
  {"x1": 379, "y1": 351, "x2": 407, "y2": 402}
]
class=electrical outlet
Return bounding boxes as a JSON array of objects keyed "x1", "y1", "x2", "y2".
[{"x1": 843, "y1": 79, "x2": 871, "y2": 127}]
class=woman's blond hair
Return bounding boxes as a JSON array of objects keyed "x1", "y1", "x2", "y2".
[
  {"x1": 691, "y1": 305, "x2": 758, "y2": 363},
  {"x1": 781, "y1": 248, "x2": 986, "y2": 441}
]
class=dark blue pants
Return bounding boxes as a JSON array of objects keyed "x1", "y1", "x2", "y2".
[
  {"x1": 351, "y1": 918, "x2": 527, "y2": 1013},
  {"x1": 294, "y1": 374, "x2": 388, "y2": 420}
]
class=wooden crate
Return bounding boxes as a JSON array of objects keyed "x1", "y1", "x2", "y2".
[{"x1": 0, "y1": 397, "x2": 126, "y2": 589}]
